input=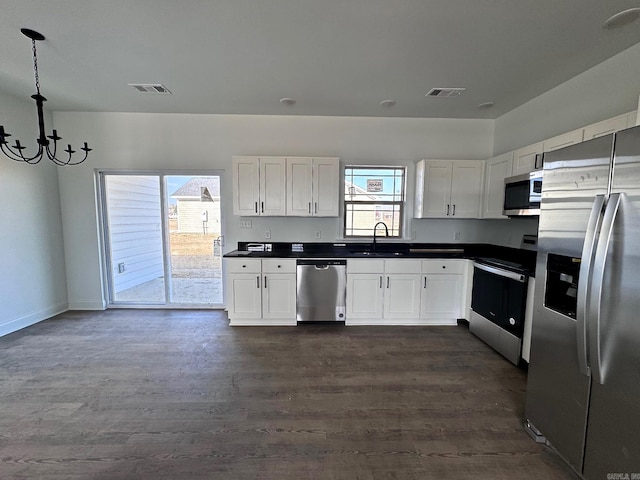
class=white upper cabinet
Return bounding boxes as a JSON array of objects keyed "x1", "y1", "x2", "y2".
[
  {"x1": 286, "y1": 157, "x2": 339, "y2": 217},
  {"x1": 259, "y1": 157, "x2": 287, "y2": 216},
  {"x1": 312, "y1": 158, "x2": 340, "y2": 216},
  {"x1": 286, "y1": 157, "x2": 314, "y2": 216},
  {"x1": 234, "y1": 156, "x2": 338, "y2": 217},
  {"x1": 232, "y1": 156, "x2": 260, "y2": 216},
  {"x1": 414, "y1": 159, "x2": 483, "y2": 219},
  {"x1": 482, "y1": 152, "x2": 513, "y2": 219},
  {"x1": 232, "y1": 156, "x2": 286, "y2": 216},
  {"x1": 583, "y1": 113, "x2": 631, "y2": 140},
  {"x1": 512, "y1": 142, "x2": 543, "y2": 176},
  {"x1": 543, "y1": 129, "x2": 584, "y2": 153}
]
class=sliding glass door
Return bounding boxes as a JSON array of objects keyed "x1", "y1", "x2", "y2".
[{"x1": 100, "y1": 172, "x2": 223, "y2": 307}]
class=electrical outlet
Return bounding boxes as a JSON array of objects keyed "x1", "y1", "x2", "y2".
[
  {"x1": 265, "y1": 230, "x2": 271, "y2": 239},
  {"x1": 315, "y1": 230, "x2": 321, "y2": 239},
  {"x1": 118, "y1": 262, "x2": 126, "y2": 274},
  {"x1": 240, "y1": 219, "x2": 252, "y2": 228},
  {"x1": 454, "y1": 231, "x2": 461, "y2": 241}
]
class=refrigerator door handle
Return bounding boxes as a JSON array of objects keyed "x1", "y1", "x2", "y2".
[
  {"x1": 589, "y1": 192, "x2": 622, "y2": 385},
  {"x1": 576, "y1": 194, "x2": 606, "y2": 376}
]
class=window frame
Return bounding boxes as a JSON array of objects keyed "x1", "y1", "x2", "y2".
[{"x1": 343, "y1": 165, "x2": 406, "y2": 239}]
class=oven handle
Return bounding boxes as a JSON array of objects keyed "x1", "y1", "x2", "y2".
[{"x1": 473, "y1": 262, "x2": 526, "y2": 283}]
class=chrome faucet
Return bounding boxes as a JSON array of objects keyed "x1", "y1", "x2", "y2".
[{"x1": 372, "y1": 221, "x2": 389, "y2": 251}]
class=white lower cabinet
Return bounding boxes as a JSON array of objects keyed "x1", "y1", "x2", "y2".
[
  {"x1": 346, "y1": 273, "x2": 384, "y2": 320},
  {"x1": 226, "y1": 258, "x2": 297, "y2": 325},
  {"x1": 346, "y1": 259, "x2": 466, "y2": 325},
  {"x1": 420, "y1": 260, "x2": 468, "y2": 325}
]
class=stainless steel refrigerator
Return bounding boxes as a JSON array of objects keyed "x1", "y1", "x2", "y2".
[{"x1": 525, "y1": 125, "x2": 640, "y2": 479}]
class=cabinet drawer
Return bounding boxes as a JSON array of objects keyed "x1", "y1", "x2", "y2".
[
  {"x1": 262, "y1": 258, "x2": 296, "y2": 274},
  {"x1": 385, "y1": 259, "x2": 421, "y2": 274},
  {"x1": 226, "y1": 258, "x2": 262, "y2": 274},
  {"x1": 421, "y1": 259, "x2": 466, "y2": 274},
  {"x1": 347, "y1": 259, "x2": 384, "y2": 274}
]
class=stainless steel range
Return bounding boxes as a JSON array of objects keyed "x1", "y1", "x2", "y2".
[{"x1": 469, "y1": 235, "x2": 537, "y2": 365}]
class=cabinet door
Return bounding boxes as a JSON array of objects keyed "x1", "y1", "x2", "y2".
[
  {"x1": 450, "y1": 161, "x2": 483, "y2": 218},
  {"x1": 512, "y1": 142, "x2": 543, "y2": 176},
  {"x1": 543, "y1": 130, "x2": 584, "y2": 153},
  {"x1": 232, "y1": 156, "x2": 260, "y2": 216},
  {"x1": 262, "y1": 274, "x2": 297, "y2": 319},
  {"x1": 346, "y1": 274, "x2": 384, "y2": 320},
  {"x1": 419, "y1": 160, "x2": 453, "y2": 218},
  {"x1": 313, "y1": 157, "x2": 339, "y2": 216},
  {"x1": 227, "y1": 273, "x2": 262, "y2": 319},
  {"x1": 482, "y1": 152, "x2": 513, "y2": 219},
  {"x1": 259, "y1": 157, "x2": 286, "y2": 216},
  {"x1": 286, "y1": 157, "x2": 313, "y2": 216},
  {"x1": 420, "y1": 274, "x2": 463, "y2": 324},
  {"x1": 384, "y1": 274, "x2": 421, "y2": 319},
  {"x1": 582, "y1": 114, "x2": 629, "y2": 141}
]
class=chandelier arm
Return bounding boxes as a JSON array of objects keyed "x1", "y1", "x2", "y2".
[{"x1": 0, "y1": 139, "x2": 44, "y2": 164}]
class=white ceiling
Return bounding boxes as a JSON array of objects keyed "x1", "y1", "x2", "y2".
[{"x1": 1, "y1": 0, "x2": 639, "y2": 119}]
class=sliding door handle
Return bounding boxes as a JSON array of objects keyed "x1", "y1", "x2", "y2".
[
  {"x1": 576, "y1": 194, "x2": 605, "y2": 376},
  {"x1": 589, "y1": 193, "x2": 622, "y2": 385}
]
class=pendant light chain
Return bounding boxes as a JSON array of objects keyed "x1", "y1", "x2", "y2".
[{"x1": 32, "y1": 38, "x2": 41, "y2": 96}]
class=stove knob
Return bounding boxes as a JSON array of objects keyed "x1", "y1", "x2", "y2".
[{"x1": 509, "y1": 317, "x2": 516, "y2": 326}]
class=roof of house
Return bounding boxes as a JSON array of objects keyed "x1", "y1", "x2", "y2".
[{"x1": 171, "y1": 177, "x2": 220, "y2": 199}]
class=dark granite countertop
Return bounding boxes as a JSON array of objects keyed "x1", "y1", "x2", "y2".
[{"x1": 224, "y1": 242, "x2": 537, "y2": 276}]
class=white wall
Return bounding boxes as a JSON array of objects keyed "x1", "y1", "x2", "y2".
[
  {"x1": 0, "y1": 90, "x2": 68, "y2": 335},
  {"x1": 53, "y1": 112, "x2": 508, "y2": 309},
  {"x1": 494, "y1": 43, "x2": 640, "y2": 155}
]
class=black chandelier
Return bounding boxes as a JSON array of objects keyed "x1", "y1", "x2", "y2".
[{"x1": 0, "y1": 29, "x2": 91, "y2": 166}]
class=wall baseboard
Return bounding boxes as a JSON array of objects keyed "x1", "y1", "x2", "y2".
[
  {"x1": 68, "y1": 300, "x2": 107, "y2": 310},
  {"x1": 0, "y1": 303, "x2": 68, "y2": 338}
]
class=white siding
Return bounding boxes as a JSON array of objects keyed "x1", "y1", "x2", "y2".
[
  {"x1": 176, "y1": 199, "x2": 221, "y2": 234},
  {"x1": 104, "y1": 176, "x2": 164, "y2": 294}
]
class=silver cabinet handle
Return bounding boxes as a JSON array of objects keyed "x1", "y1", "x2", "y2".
[
  {"x1": 446, "y1": 204, "x2": 450, "y2": 216},
  {"x1": 386, "y1": 276, "x2": 390, "y2": 289},
  {"x1": 256, "y1": 276, "x2": 260, "y2": 289},
  {"x1": 254, "y1": 202, "x2": 258, "y2": 214},
  {"x1": 452, "y1": 204, "x2": 456, "y2": 216},
  {"x1": 314, "y1": 202, "x2": 318, "y2": 214},
  {"x1": 261, "y1": 201, "x2": 264, "y2": 213},
  {"x1": 589, "y1": 193, "x2": 622, "y2": 385},
  {"x1": 379, "y1": 276, "x2": 383, "y2": 288},
  {"x1": 308, "y1": 202, "x2": 311, "y2": 214},
  {"x1": 264, "y1": 276, "x2": 267, "y2": 288},
  {"x1": 577, "y1": 194, "x2": 605, "y2": 376},
  {"x1": 424, "y1": 276, "x2": 427, "y2": 288}
]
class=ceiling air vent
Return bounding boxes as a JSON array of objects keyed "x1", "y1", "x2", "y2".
[
  {"x1": 426, "y1": 87, "x2": 466, "y2": 97},
  {"x1": 129, "y1": 84, "x2": 172, "y2": 94}
]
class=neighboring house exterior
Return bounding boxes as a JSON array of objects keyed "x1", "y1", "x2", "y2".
[
  {"x1": 171, "y1": 177, "x2": 221, "y2": 234},
  {"x1": 104, "y1": 175, "x2": 164, "y2": 294}
]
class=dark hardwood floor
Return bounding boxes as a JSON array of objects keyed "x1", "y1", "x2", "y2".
[{"x1": 0, "y1": 310, "x2": 578, "y2": 479}]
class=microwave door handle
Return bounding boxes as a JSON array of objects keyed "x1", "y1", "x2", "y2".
[
  {"x1": 589, "y1": 193, "x2": 622, "y2": 385},
  {"x1": 576, "y1": 194, "x2": 605, "y2": 376}
]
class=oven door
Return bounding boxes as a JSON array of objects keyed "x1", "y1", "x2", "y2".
[{"x1": 472, "y1": 264, "x2": 527, "y2": 338}]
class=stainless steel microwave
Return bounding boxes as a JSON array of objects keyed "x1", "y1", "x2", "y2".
[{"x1": 503, "y1": 171, "x2": 543, "y2": 216}]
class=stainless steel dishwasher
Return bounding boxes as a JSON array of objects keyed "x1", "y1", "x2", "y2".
[{"x1": 296, "y1": 259, "x2": 346, "y2": 322}]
